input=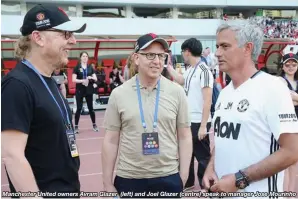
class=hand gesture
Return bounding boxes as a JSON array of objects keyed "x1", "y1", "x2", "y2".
[
  {"x1": 210, "y1": 174, "x2": 238, "y2": 193},
  {"x1": 202, "y1": 168, "x2": 219, "y2": 190}
]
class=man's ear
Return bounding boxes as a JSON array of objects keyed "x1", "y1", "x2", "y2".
[
  {"x1": 133, "y1": 53, "x2": 139, "y2": 66},
  {"x1": 31, "y1": 31, "x2": 44, "y2": 47},
  {"x1": 244, "y1": 42, "x2": 253, "y2": 58}
]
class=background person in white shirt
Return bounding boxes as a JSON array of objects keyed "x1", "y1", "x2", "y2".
[
  {"x1": 166, "y1": 38, "x2": 213, "y2": 190},
  {"x1": 203, "y1": 20, "x2": 298, "y2": 196}
]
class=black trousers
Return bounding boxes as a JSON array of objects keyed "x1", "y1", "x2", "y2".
[
  {"x1": 114, "y1": 173, "x2": 183, "y2": 198},
  {"x1": 185, "y1": 122, "x2": 211, "y2": 188},
  {"x1": 74, "y1": 89, "x2": 95, "y2": 125}
]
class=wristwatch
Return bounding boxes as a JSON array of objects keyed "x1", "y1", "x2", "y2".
[{"x1": 235, "y1": 170, "x2": 250, "y2": 189}]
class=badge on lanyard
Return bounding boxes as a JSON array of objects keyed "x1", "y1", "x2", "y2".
[
  {"x1": 142, "y1": 132, "x2": 159, "y2": 155},
  {"x1": 66, "y1": 128, "x2": 79, "y2": 157},
  {"x1": 22, "y1": 59, "x2": 80, "y2": 158},
  {"x1": 136, "y1": 76, "x2": 161, "y2": 155}
]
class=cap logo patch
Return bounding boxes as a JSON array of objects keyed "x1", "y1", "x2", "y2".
[
  {"x1": 58, "y1": 7, "x2": 68, "y2": 16},
  {"x1": 36, "y1": 13, "x2": 45, "y2": 21},
  {"x1": 289, "y1": 53, "x2": 294, "y2": 57},
  {"x1": 149, "y1": 33, "x2": 157, "y2": 39}
]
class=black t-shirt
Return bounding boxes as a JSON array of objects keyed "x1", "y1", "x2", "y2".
[
  {"x1": 109, "y1": 71, "x2": 121, "y2": 84},
  {"x1": 1, "y1": 62, "x2": 80, "y2": 194},
  {"x1": 73, "y1": 64, "x2": 95, "y2": 95}
]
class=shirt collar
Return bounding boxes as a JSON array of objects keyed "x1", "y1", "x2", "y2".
[{"x1": 131, "y1": 75, "x2": 165, "y2": 91}]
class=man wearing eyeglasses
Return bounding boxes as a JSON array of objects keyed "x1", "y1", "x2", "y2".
[
  {"x1": 2, "y1": 4, "x2": 86, "y2": 196},
  {"x1": 103, "y1": 33, "x2": 192, "y2": 197}
]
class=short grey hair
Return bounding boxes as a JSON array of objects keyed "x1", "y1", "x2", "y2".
[{"x1": 216, "y1": 20, "x2": 264, "y2": 61}]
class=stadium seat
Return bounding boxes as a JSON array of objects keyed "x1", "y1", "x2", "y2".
[
  {"x1": 102, "y1": 60, "x2": 114, "y2": 84},
  {"x1": 257, "y1": 63, "x2": 265, "y2": 70},
  {"x1": 120, "y1": 59, "x2": 127, "y2": 67},
  {"x1": 101, "y1": 59, "x2": 115, "y2": 94},
  {"x1": 67, "y1": 59, "x2": 79, "y2": 68},
  {"x1": 67, "y1": 68, "x2": 76, "y2": 95},
  {"x1": 3, "y1": 59, "x2": 17, "y2": 70},
  {"x1": 102, "y1": 59, "x2": 115, "y2": 68},
  {"x1": 88, "y1": 59, "x2": 96, "y2": 66},
  {"x1": 119, "y1": 59, "x2": 127, "y2": 74},
  {"x1": 98, "y1": 88, "x2": 105, "y2": 93},
  {"x1": 257, "y1": 54, "x2": 266, "y2": 70}
]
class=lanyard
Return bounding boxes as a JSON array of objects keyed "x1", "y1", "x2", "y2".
[
  {"x1": 22, "y1": 59, "x2": 71, "y2": 129},
  {"x1": 184, "y1": 61, "x2": 201, "y2": 95},
  {"x1": 136, "y1": 76, "x2": 160, "y2": 132},
  {"x1": 82, "y1": 67, "x2": 87, "y2": 79}
]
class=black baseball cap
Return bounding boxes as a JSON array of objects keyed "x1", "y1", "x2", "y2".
[
  {"x1": 134, "y1": 33, "x2": 169, "y2": 52},
  {"x1": 282, "y1": 53, "x2": 298, "y2": 64},
  {"x1": 20, "y1": 4, "x2": 86, "y2": 36}
]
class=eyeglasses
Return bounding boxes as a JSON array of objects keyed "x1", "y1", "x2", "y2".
[
  {"x1": 43, "y1": 29, "x2": 73, "y2": 40},
  {"x1": 138, "y1": 53, "x2": 168, "y2": 60}
]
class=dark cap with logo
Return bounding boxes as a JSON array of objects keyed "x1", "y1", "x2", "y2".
[
  {"x1": 134, "y1": 33, "x2": 169, "y2": 52},
  {"x1": 20, "y1": 4, "x2": 86, "y2": 36},
  {"x1": 282, "y1": 53, "x2": 298, "y2": 64}
]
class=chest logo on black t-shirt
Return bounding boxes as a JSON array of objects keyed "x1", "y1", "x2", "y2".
[{"x1": 237, "y1": 99, "x2": 250, "y2": 112}]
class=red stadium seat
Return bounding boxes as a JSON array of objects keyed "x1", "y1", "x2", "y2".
[
  {"x1": 257, "y1": 63, "x2": 265, "y2": 70},
  {"x1": 119, "y1": 59, "x2": 127, "y2": 74},
  {"x1": 88, "y1": 59, "x2": 96, "y2": 65},
  {"x1": 101, "y1": 59, "x2": 115, "y2": 94},
  {"x1": 257, "y1": 54, "x2": 265, "y2": 69},
  {"x1": 102, "y1": 59, "x2": 114, "y2": 67},
  {"x1": 120, "y1": 59, "x2": 127, "y2": 67},
  {"x1": 67, "y1": 59, "x2": 78, "y2": 68},
  {"x1": 3, "y1": 59, "x2": 17, "y2": 70},
  {"x1": 67, "y1": 68, "x2": 76, "y2": 95},
  {"x1": 103, "y1": 67, "x2": 112, "y2": 85}
]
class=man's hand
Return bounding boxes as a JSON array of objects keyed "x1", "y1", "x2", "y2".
[
  {"x1": 210, "y1": 174, "x2": 238, "y2": 192},
  {"x1": 202, "y1": 167, "x2": 219, "y2": 190},
  {"x1": 104, "y1": 184, "x2": 118, "y2": 192},
  {"x1": 198, "y1": 126, "x2": 207, "y2": 140}
]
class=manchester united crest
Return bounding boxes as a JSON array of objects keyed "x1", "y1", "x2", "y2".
[
  {"x1": 237, "y1": 99, "x2": 249, "y2": 112},
  {"x1": 36, "y1": 13, "x2": 45, "y2": 21}
]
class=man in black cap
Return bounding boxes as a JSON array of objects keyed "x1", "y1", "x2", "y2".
[
  {"x1": 1, "y1": 4, "x2": 86, "y2": 197},
  {"x1": 102, "y1": 33, "x2": 192, "y2": 197}
]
